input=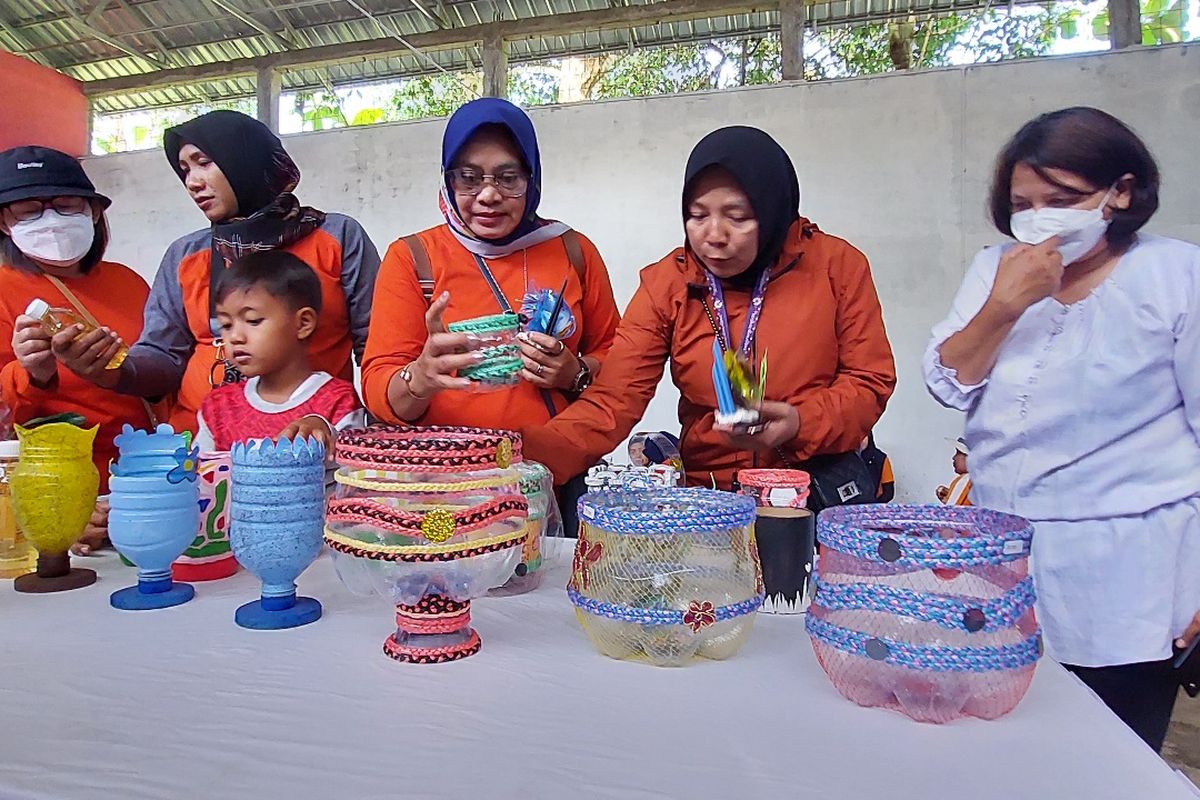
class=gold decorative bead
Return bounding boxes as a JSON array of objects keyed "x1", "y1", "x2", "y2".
[
  {"x1": 496, "y1": 437, "x2": 513, "y2": 469},
  {"x1": 421, "y1": 509, "x2": 456, "y2": 543}
]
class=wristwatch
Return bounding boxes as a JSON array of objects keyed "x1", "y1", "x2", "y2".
[{"x1": 569, "y1": 356, "x2": 593, "y2": 395}]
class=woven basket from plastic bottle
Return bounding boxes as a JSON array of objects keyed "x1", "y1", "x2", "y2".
[
  {"x1": 569, "y1": 488, "x2": 763, "y2": 667},
  {"x1": 325, "y1": 426, "x2": 530, "y2": 663},
  {"x1": 805, "y1": 504, "x2": 1041, "y2": 723}
]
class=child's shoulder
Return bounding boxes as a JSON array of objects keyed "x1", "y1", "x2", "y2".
[{"x1": 312, "y1": 373, "x2": 360, "y2": 399}]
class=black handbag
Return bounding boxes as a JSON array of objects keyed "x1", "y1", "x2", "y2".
[{"x1": 788, "y1": 449, "x2": 878, "y2": 514}]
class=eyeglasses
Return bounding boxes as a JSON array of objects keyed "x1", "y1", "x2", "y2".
[
  {"x1": 3, "y1": 197, "x2": 91, "y2": 223},
  {"x1": 446, "y1": 168, "x2": 529, "y2": 198}
]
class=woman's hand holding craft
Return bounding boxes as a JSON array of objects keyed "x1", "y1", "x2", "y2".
[
  {"x1": 517, "y1": 331, "x2": 577, "y2": 390},
  {"x1": 409, "y1": 292, "x2": 479, "y2": 395},
  {"x1": 714, "y1": 401, "x2": 800, "y2": 452},
  {"x1": 12, "y1": 315, "x2": 56, "y2": 388},
  {"x1": 986, "y1": 237, "x2": 1064, "y2": 320},
  {"x1": 52, "y1": 324, "x2": 124, "y2": 389}
]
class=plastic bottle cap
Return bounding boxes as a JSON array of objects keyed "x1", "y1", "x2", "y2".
[
  {"x1": 0, "y1": 440, "x2": 20, "y2": 458},
  {"x1": 24, "y1": 298, "x2": 49, "y2": 319}
]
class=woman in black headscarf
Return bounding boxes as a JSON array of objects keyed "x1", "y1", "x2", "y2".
[
  {"x1": 523, "y1": 126, "x2": 896, "y2": 494},
  {"x1": 64, "y1": 110, "x2": 380, "y2": 435}
]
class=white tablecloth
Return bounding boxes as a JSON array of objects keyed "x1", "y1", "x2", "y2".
[{"x1": 1, "y1": 539, "x2": 1195, "y2": 800}]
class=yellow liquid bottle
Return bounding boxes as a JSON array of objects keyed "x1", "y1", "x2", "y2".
[
  {"x1": 0, "y1": 441, "x2": 36, "y2": 579},
  {"x1": 25, "y1": 297, "x2": 127, "y2": 370}
]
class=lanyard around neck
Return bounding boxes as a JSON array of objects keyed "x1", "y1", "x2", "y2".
[{"x1": 702, "y1": 266, "x2": 770, "y2": 357}]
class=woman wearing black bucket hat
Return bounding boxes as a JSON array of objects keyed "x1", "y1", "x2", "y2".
[
  {"x1": 0, "y1": 145, "x2": 165, "y2": 554},
  {"x1": 64, "y1": 110, "x2": 380, "y2": 438}
]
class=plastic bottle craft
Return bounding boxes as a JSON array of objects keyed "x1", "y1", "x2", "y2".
[
  {"x1": 173, "y1": 451, "x2": 237, "y2": 581},
  {"x1": 490, "y1": 459, "x2": 561, "y2": 596},
  {"x1": 0, "y1": 440, "x2": 36, "y2": 579},
  {"x1": 570, "y1": 488, "x2": 763, "y2": 667},
  {"x1": 108, "y1": 424, "x2": 200, "y2": 610},
  {"x1": 325, "y1": 426, "x2": 530, "y2": 663},
  {"x1": 9, "y1": 422, "x2": 99, "y2": 593},
  {"x1": 447, "y1": 312, "x2": 522, "y2": 390},
  {"x1": 806, "y1": 504, "x2": 1041, "y2": 723},
  {"x1": 737, "y1": 468, "x2": 815, "y2": 615},
  {"x1": 229, "y1": 437, "x2": 326, "y2": 630}
]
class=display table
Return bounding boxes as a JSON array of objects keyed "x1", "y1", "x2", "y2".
[{"x1": 1, "y1": 539, "x2": 1194, "y2": 800}]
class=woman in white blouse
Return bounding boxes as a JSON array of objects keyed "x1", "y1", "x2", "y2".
[{"x1": 925, "y1": 107, "x2": 1199, "y2": 751}]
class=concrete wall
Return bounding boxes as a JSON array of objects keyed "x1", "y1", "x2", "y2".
[{"x1": 83, "y1": 43, "x2": 1200, "y2": 499}]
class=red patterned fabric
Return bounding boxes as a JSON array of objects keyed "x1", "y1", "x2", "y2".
[{"x1": 201, "y1": 373, "x2": 361, "y2": 451}]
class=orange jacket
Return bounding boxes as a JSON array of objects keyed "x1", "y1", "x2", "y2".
[
  {"x1": 117, "y1": 215, "x2": 378, "y2": 433},
  {"x1": 0, "y1": 261, "x2": 163, "y2": 491},
  {"x1": 362, "y1": 224, "x2": 621, "y2": 432},
  {"x1": 522, "y1": 220, "x2": 897, "y2": 489}
]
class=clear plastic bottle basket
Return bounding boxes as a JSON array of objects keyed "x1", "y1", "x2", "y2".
[
  {"x1": 805, "y1": 504, "x2": 1042, "y2": 722},
  {"x1": 569, "y1": 488, "x2": 763, "y2": 667}
]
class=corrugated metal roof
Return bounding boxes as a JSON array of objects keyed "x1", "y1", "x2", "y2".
[{"x1": 0, "y1": 0, "x2": 1035, "y2": 113}]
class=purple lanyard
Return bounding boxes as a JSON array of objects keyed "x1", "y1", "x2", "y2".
[{"x1": 703, "y1": 266, "x2": 770, "y2": 358}]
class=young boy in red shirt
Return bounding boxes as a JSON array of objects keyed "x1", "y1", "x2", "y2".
[{"x1": 195, "y1": 251, "x2": 363, "y2": 453}]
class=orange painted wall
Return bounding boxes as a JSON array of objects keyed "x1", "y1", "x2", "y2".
[{"x1": 0, "y1": 52, "x2": 89, "y2": 157}]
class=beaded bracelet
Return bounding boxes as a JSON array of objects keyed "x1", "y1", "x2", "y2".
[
  {"x1": 578, "y1": 488, "x2": 755, "y2": 535},
  {"x1": 335, "y1": 426, "x2": 523, "y2": 472},
  {"x1": 448, "y1": 313, "x2": 522, "y2": 386}
]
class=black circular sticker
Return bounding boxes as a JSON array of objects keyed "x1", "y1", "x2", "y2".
[
  {"x1": 865, "y1": 638, "x2": 890, "y2": 661},
  {"x1": 877, "y1": 537, "x2": 903, "y2": 563}
]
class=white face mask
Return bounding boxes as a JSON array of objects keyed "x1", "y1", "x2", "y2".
[
  {"x1": 1009, "y1": 185, "x2": 1116, "y2": 266},
  {"x1": 8, "y1": 209, "x2": 96, "y2": 267}
]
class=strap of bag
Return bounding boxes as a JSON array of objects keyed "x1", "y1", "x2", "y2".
[
  {"x1": 561, "y1": 228, "x2": 586, "y2": 285},
  {"x1": 404, "y1": 234, "x2": 437, "y2": 306},
  {"x1": 43, "y1": 274, "x2": 160, "y2": 429},
  {"x1": 407, "y1": 229, "x2": 587, "y2": 307}
]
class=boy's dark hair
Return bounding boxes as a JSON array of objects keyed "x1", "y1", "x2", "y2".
[
  {"x1": 989, "y1": 107, "x2": 1160, "y2": 249},
  {"x1": 214, "y1": 250, "x2": 323, "y2": 313}
]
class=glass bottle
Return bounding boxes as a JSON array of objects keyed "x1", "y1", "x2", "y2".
[{"x1": 24, "y1": 298, "x2": 127, "y2": 370}]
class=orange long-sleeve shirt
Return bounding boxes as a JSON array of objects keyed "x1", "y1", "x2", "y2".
[
  {"x1": 522, "y1": 220, "x2": 897, "y2": 489},
  {"x1": 0, "y1": 261, "x2": 162, "y2": 491},
  {"x1": 362, "y1": 224, "x2": 621, "y2": 432}
]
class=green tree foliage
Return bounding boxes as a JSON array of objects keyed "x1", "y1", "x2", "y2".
[{"x1": 1091, "y1": 0, "x2": 1191, "y2": 44}]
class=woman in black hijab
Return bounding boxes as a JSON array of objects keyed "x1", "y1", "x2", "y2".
[
  {"x1": 523, "y1": 126, "x2": 896, "y2": 496},
  {"x1": 64, "y1": 110, "x2": 380, "y2": 436}
]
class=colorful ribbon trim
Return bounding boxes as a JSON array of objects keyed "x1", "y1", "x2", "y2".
[
  {"x1": 805, "y1": 614, "x2": 1043, "y2": 673},
  {"x1": 817, "y1": 504, "x2": 1033, "y2": 569},
  {"x1": 578, "y1": 488, "x2": 755, "y2": 535},
  {"x1": 335, "y1": 426, "x2": 522, "y2": 472},
  {"x1": 324, "y1": 524, "x2": 528, "y2": 561},
  {"x1": 567, "y1": 588, "x2": 763, "y2": 626},
  {"x1": 813, "y1": 577, "x2": 1036, "y2": 634}
]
